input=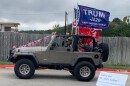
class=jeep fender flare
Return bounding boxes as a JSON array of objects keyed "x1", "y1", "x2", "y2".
[
  {"x1": 71, "y1": 57, "x2": 96, "y2": 67},
  {"x1": 14, "y1": 53, "x2": 39, "y2": 66}
]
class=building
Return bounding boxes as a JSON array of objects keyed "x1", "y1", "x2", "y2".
[{"x1": 0, "y1": 22, "x2": 20, "y2": 32}]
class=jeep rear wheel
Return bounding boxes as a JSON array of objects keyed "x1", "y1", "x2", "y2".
[
  {"x1": 14, "y1": 59, "x2": 35, "y2": 79},
  {"x1": 74, "y1": 61, "x2": 95, "y2": 81}
]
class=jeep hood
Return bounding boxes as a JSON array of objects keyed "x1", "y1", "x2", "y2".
[{"x1": 15, "y1": 46, "x2": 47, "y2": 53}]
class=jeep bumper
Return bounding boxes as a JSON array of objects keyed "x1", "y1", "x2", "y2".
[
  {"x1": 7, "y1": 54, "x2": 14, "y2": 62},
  {"x1": 7, "y1": 49, "x2": 15, "y2": 62}
]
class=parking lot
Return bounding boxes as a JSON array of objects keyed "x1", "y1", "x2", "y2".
[{"x1": 0, "y1": 68, "x2": 130, "y2": 86}]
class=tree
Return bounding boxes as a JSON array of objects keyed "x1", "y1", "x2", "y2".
[
  {"x1": 112, "y1": 18, "x2": 122, "y2": 24},
  {"x1": 123, "y1": 16, "x2": 130, "y2": 24},
  {"x1": 19, "y1": 17, "x2": 130, "y2": 37},
  {"x1": 53, "y1": 24, "x2": 60, "y2": 30}
]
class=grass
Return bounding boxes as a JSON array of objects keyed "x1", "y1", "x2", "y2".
[
  {"x1": 0, "y1": 60, "x2": 13, "y2": 64},
  {"x1": 0, "y1": 60, "x2": 130, "y2": 70},
  {"x1": 104, "y1": 65, "x2": 130, "y2": 69}
]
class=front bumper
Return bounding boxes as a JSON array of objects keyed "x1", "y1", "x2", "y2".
[
  {"x1": 7, "y1": 49, "x2": 15, "y2": 62},
  {"x1": 7, "y1": 54, "x2": 14, "y2": 62}
]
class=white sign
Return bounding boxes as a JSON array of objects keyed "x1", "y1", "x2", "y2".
[{"x1": 96, "y1": 72, "x2": 128, "y2": 86}]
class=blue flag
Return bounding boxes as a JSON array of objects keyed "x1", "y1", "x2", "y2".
[{"x1": 77, "y1": 5, "x2": 110, "y2": 29}]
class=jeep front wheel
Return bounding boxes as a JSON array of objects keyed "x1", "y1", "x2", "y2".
[
  {"x1": 14, "y1": 59, "x2": 35, "y2": 79},
  {"x1": 74, "y1": 61, "x2": 95, "y2": 81}
]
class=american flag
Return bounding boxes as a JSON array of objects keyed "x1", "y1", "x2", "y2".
[
  {"x1": 72, "y1": 8, "x2": 79, "y2": 30},
  {"x1": 72, "y1": 20, "x2": 77, "y2": 29}
]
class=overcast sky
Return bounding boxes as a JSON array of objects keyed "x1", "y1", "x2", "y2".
[{"x1": 0, "y1": 0, "x2": 129, "y2": 30}]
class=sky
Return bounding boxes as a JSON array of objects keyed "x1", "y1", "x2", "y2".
[{"x1": 0, "y1": 0, "x2": 130, "y2": 31}]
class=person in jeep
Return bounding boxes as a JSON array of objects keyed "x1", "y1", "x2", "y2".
[
  {"x1": 78, "y1": 38, "x2": 92, "y2": 52},
  {"x1": 64, "y1": 37, "x2": 72, "y2": 47}
]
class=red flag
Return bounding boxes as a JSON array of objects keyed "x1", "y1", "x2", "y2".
[
  {"x1": 31, "y1": 42, "x2": 35, "y2": 46},
  {"x1": 44, "y1": 37, "x2": 48, "y2": 42},
  {"x1": 27, "y1": 43, "x2": 32, "y2": 47},
  {"x1": 78, "y1": 27, "x2": 100, "y2": 44},
  {"x1": 72, "y1": 20, "x2": 77, "y2": 29}
]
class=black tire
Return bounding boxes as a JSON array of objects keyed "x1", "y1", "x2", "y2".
[
  {"x1": 69, "y1": 70, "x2": 74, "y2": 76},
  {"x1": 14, "y1": 59, "x2": 35, "y2": 79},
  {"x1": 74, "y1": 61, "x2": 95, "y2": 81},
  {"x1": 99, "y1": 43, "x2": 109, "y2": 62}
]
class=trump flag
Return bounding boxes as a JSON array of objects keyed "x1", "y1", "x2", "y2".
[{"x1": 77, "y1": 5, "x2": 110, "y2": 29}]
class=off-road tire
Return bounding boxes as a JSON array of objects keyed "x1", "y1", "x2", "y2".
[
  {"x1": 14, "y1": 59, "x2": 35, "y2": 79},
  {"x1": 99, "y1": 43, "x2": 109, "y2": 62},
  {"x1": 74, "y1": 61, "x2": 95, "y2": 81}
]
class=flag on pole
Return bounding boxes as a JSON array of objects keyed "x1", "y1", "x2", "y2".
[
  {"x1": 77, "y1": 5, "x2": 110, "y2": 29},
  {"x1": 72, "y1": 8, "x2": 80, "y2": 34},
  {"x1": 78, "y1": 27, "x2": 100, "y2": 44},
  {"x1": 72, "y1": 8, "x2": 78, "y2": 29},
  {"x1": 72, "y1": 20, "x2": 77, "y2": 29}
]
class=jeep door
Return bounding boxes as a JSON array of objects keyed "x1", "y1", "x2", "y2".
[{"x1": 47, "y1": 36, "x2": 75, "y2": 64}]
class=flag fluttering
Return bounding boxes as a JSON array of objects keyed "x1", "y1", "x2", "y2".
[
  {"x1": 77, "y1": 5, "x2": 110, "y2": 29},
  {"x1": 78, "y1": 27, "x2": 100, "y2": 44},
  {"x1": 73, "y1": 5, "x2": 110, "y2": 30},
  {"x1": 72, "y1": 5, "x2": 110, "y2": 43}
]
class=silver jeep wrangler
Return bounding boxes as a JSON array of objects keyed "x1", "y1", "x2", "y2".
[{"x1": 8, "y1": 35, "x2": 109, "y2": 81}]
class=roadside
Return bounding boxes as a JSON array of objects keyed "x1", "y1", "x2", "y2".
[
  {"x1": 0, "y1": 64, "x2": 14, "y2": 68},
  {"x1": 0, "y1": 60, "x2": 13, "y2": 68}
]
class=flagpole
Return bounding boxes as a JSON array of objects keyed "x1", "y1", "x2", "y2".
[
  {"x1": 71, "y1": 8, "x2": 75, "y2": 35},
  {"x1": 64, "y1": 11, "x2": 67, "y2": 35},
  {"x1": 75, "y1": 3, "x2": 79, "y2": 35},
  {"x1": 75, "y1": 9, "x2": 78, "y2": 34}
]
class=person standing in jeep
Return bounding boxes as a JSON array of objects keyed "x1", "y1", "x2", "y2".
[{"x1": 78, "y1": 38, "x2": 92, "y2": 52}]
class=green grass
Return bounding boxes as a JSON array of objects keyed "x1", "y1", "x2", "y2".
[
  {"x1": 104, "y1": 65, "x2": 130, "y2": 69},
  {"x1": 0, "y1": 60, "x2": 13, "y2": 64},
  {"x1": 0, "y1": 60, "x2": 130, "y2": 70}
]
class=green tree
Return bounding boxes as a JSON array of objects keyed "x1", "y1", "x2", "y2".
[
  {"x1": 20, "y1": 17, "x2": 130, "y2": 37},
  {"x1": 112, "y1": 18, "x2": 122, "y2": 24},
  {"x1": 53, "y1": 24, "x2": 60, "y2": 30},
  {"x1": 123, "y1": 16, "x2": 130, "y2": 24}
]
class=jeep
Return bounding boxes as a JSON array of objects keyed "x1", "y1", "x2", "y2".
[{"x1": 8, "y1": 35, "x2": 109, "y2": 81}]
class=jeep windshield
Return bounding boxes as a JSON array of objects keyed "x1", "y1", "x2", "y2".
[{"x1": 44, "y1": 35, "x2": 55, "y2": 47}]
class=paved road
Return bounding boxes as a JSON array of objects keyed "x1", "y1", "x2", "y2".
[{"x1": 0, "y1": 68, "x2": 130, "y2": 86}]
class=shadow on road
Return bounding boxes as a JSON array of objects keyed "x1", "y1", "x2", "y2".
[
  {"x1": 33, "y1": 74, "x2": 74, "y2": 80},
  {"x1": 2, "y1": 69, "x2": 98, "y2": 82},
  {"x1": 32, "y1": 73, "x2": 98, "y2": 82}
]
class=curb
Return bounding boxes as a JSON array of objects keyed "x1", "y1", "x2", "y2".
[
  {"x1": 0, "y1": 64, "x2": 14, "y2": 69},
  {"x1": 1, "y1": 64, "x2": 130, "y2": 73},
  {"x1": 97, "y1": 68, "x2": 130, "y2": 73}
]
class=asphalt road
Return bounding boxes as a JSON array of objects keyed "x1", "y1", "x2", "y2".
[{"x1": 0, "y1": 68, "x2": 130, "y2": 86}]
